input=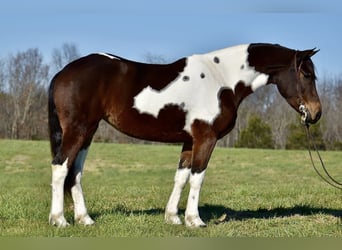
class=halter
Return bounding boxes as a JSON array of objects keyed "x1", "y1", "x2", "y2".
[{"x1": 294, "y1": 51, "x2": 308, "y2": 124}]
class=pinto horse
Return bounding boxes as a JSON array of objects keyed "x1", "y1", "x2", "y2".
[{"x1": 48, "y1": 43, "x2": 321, "y2": 227}]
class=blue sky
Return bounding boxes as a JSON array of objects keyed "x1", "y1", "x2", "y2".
[{"x1": 1, "y1": 0, "x2": 341, "y2": 77}]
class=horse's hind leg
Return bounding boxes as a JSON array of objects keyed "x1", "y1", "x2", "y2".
[
  {"x1": 69, "y1": 146, "x2": 94, "y2": 225},
  {"x1": 49, "y1": 125, "x2": 96, "y2": 227}
]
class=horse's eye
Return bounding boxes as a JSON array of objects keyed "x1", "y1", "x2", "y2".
[{"x1": 302, "y1": 71, "x2": 311, "y2": 79}]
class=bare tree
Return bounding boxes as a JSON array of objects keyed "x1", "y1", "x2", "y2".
[
  {"x1": 51, "y1": 43, "x2": 80, "y2": 73},
  {"x1": 318, "y1": 76, "x2": 342, "y2": 148},
  {"x1": 0, "y1": 58, "x2": 4, "y2": 91},
  {"x1": 144, "y1": 52, "x2": 169, "y2": 64},
  {"x1": 0, "y1": 58, "x2": 9, "y2": 138},
  {"x1": 265, "y1": 90, "x2": 296, "y2": 149},
  {"x1": 7, "y1": 48, "x2": 49, "y2": 139}
]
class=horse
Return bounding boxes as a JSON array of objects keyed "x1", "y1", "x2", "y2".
[{"x1": 48, "y1": 43, "x2": 321, "y2": 228}]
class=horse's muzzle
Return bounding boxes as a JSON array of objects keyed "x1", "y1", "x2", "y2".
[{"x1": 299, "y1": 104, "x2": 321, "y2": 125}]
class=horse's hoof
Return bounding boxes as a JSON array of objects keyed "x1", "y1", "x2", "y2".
[
  {"x1": 76, "y1": 214, "x2": 95, "y2": 225},
  {"x1": 49, "y1": 214, "x2": 70, "y2": 228},
  {"x1": 165, "y1": 213, "x2": 183, "y2": 225},
  {"x1": 185, "y1": 215, "x2": 207, "y2": 228}
]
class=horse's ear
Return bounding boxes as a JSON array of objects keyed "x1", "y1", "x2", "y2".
[
  {"x1": 309, "y1": 48, "x2": 319, "y2": 57},
  {"x1": 297, "y1": 48, "x2": 319, "y2": 61}
]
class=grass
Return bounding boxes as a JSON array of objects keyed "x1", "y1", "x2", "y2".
[{"x1": 0, "y1": 139, "x2": 341, "y2": 237}]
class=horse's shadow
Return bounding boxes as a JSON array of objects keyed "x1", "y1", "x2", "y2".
[
  {"x1": 91, "y1": 204, "x2": 342, "y2": 224},
  {"x1": 198, "y1": 204, "x2": 342, "y2": 224}
]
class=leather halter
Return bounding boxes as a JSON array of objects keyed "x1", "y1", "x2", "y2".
[{"x1": 294, "y1": 51, "x2": 308, "y2": 124}]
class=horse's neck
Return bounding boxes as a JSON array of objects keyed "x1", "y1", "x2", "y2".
[{"x1": 198, "y1": 44, "x2": 269, "y2": 92}]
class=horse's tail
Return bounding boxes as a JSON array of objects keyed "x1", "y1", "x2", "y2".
[{"x1": 48, "y1": 75, "x2": 62, "y2": 160}]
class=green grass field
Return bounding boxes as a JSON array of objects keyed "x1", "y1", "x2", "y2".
[{"x1": 0, "y1": 139, "x2": 341, "y2": 237}]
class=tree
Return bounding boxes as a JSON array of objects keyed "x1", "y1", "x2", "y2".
[
  {"x1": 0, "y1": 58, "x2": 9, "y2": 138},
  {"x1": 317, "y1": 77, "x2": 342, "y2": 149},
  {"x1": 235, "y1": 115, "x2": 274, "y2": 149},
  {"x1": 144, "y1": 52, "x2": 169, "y2": 64},
  {"x1": 7, "y1": 48, "x2": 49, "y2": 139},
  {"x1": 51, "y1": 43, "x2": 80, "y2": 73},
  {"x1": 0, "y1": 58, "x2": 4, "y2": 91}
]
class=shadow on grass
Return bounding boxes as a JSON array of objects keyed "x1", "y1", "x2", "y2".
[
  {"x1": 198, "y1": 204, "x2": 342, "y2": 224},
  {"x1": 91, "y1": 204, "x2": 342, "y2": 224}
]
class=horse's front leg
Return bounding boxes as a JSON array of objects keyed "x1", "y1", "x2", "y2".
[
  {"x1": 185, "y1": 170, "x2": 207, "y2": 227},
  {"x1": 165, "y1": 168, "x2": 191, "y2": 225},
  {"x1": 185, "y1": 123, "x2": 217, "y2": 227}
]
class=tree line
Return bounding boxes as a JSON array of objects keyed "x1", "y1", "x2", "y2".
[{"x1": 0, "y1": 43, "x2": 341, "y2": 150}]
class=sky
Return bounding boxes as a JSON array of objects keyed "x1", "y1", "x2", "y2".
[{"x1": 1, "y1": 0, "x2": 341, "y2": 77}]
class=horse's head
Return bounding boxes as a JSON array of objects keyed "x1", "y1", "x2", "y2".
[
  {"x1": 273, "y1": 49, "x2": 321, "y2": 125},
  {"x1": 248, "y1": 44, "x2": 321, "y2": 125}
]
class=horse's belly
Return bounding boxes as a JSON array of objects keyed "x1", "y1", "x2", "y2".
[{"x1": 106, "y1": 105, "x2": 192, "y2": 143}]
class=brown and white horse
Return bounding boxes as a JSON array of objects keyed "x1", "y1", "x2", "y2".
[{"x1": 48, "y1": 43, "x2": 321, "y2": 227}]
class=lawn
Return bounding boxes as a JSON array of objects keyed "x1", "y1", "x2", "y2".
[{"x1": 0, "y1": 139, "x2": 341, "y2": 237}]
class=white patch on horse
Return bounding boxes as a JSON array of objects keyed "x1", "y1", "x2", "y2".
[
  {"x1": 97, "y1": 52, "x2": 120, "y2": 60},
  {"x1": 185, "y1": 170, "x2": 206, "y2": 227},
  {"x1": 251, "y1": 74, "x2": 269, "y2": 91},
  {"x1": 165, "y1": 167, "x2": 191, "y2": 224},
  {"x1": 49, "y1": 158, "x2": 69, "y2": 227},
  {"x1": 133, "y1": 44, "x2": 269, "y2": 133}
]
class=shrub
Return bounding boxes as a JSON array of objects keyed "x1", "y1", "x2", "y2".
[
  {"x1": 235, "y1": 115, "x2": 274, "y2": 149},
  {"x1": 285, "y1": 122, "x2": 325, "y2": 150}
]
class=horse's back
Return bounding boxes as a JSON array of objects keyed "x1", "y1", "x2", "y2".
[{"x1": 51, "y1": 53, "x2": 184, "y2": 96}]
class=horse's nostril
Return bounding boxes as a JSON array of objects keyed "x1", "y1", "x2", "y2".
[
  {"x1": 315, "y1": 110, "x2": 322, "y2": 122},
  {"x1": 310, "y1": 110, "x2": 321, "y2": 124}
]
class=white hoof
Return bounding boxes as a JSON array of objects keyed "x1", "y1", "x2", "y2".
[
  {"x1": 165, "y1": 213, "x2": 183, "y2": 225},
  {"x1": 49, "y1": 214, "x2": 70, "y2": 228},
  {"x1": 185, "y1": 215, "x2": 207, "y2": 228},
  {"x1": 76, "y1": 214, "x2": 95, "y2": 225}
]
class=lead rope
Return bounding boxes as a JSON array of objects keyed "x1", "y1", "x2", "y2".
[{"x1": 304, "y1": 125, "x2": 342, "y2": 190}]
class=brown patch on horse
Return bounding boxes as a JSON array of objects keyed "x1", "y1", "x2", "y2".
[
  {"x1": 125, "y1": 57, "x2": 187, "y2": 92},
  {"x1": 247, "y1": 43, "x2": 295, "y2": 75},
  {"x1": 110, "y1": 104, "x2": 191, "y2": 143},
  {"x1": 190, "y1": 119, "x2": 217, "y2": 173},
  {"x1": 213, "y1": 81, "x2": 253, "y2": 138}
]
